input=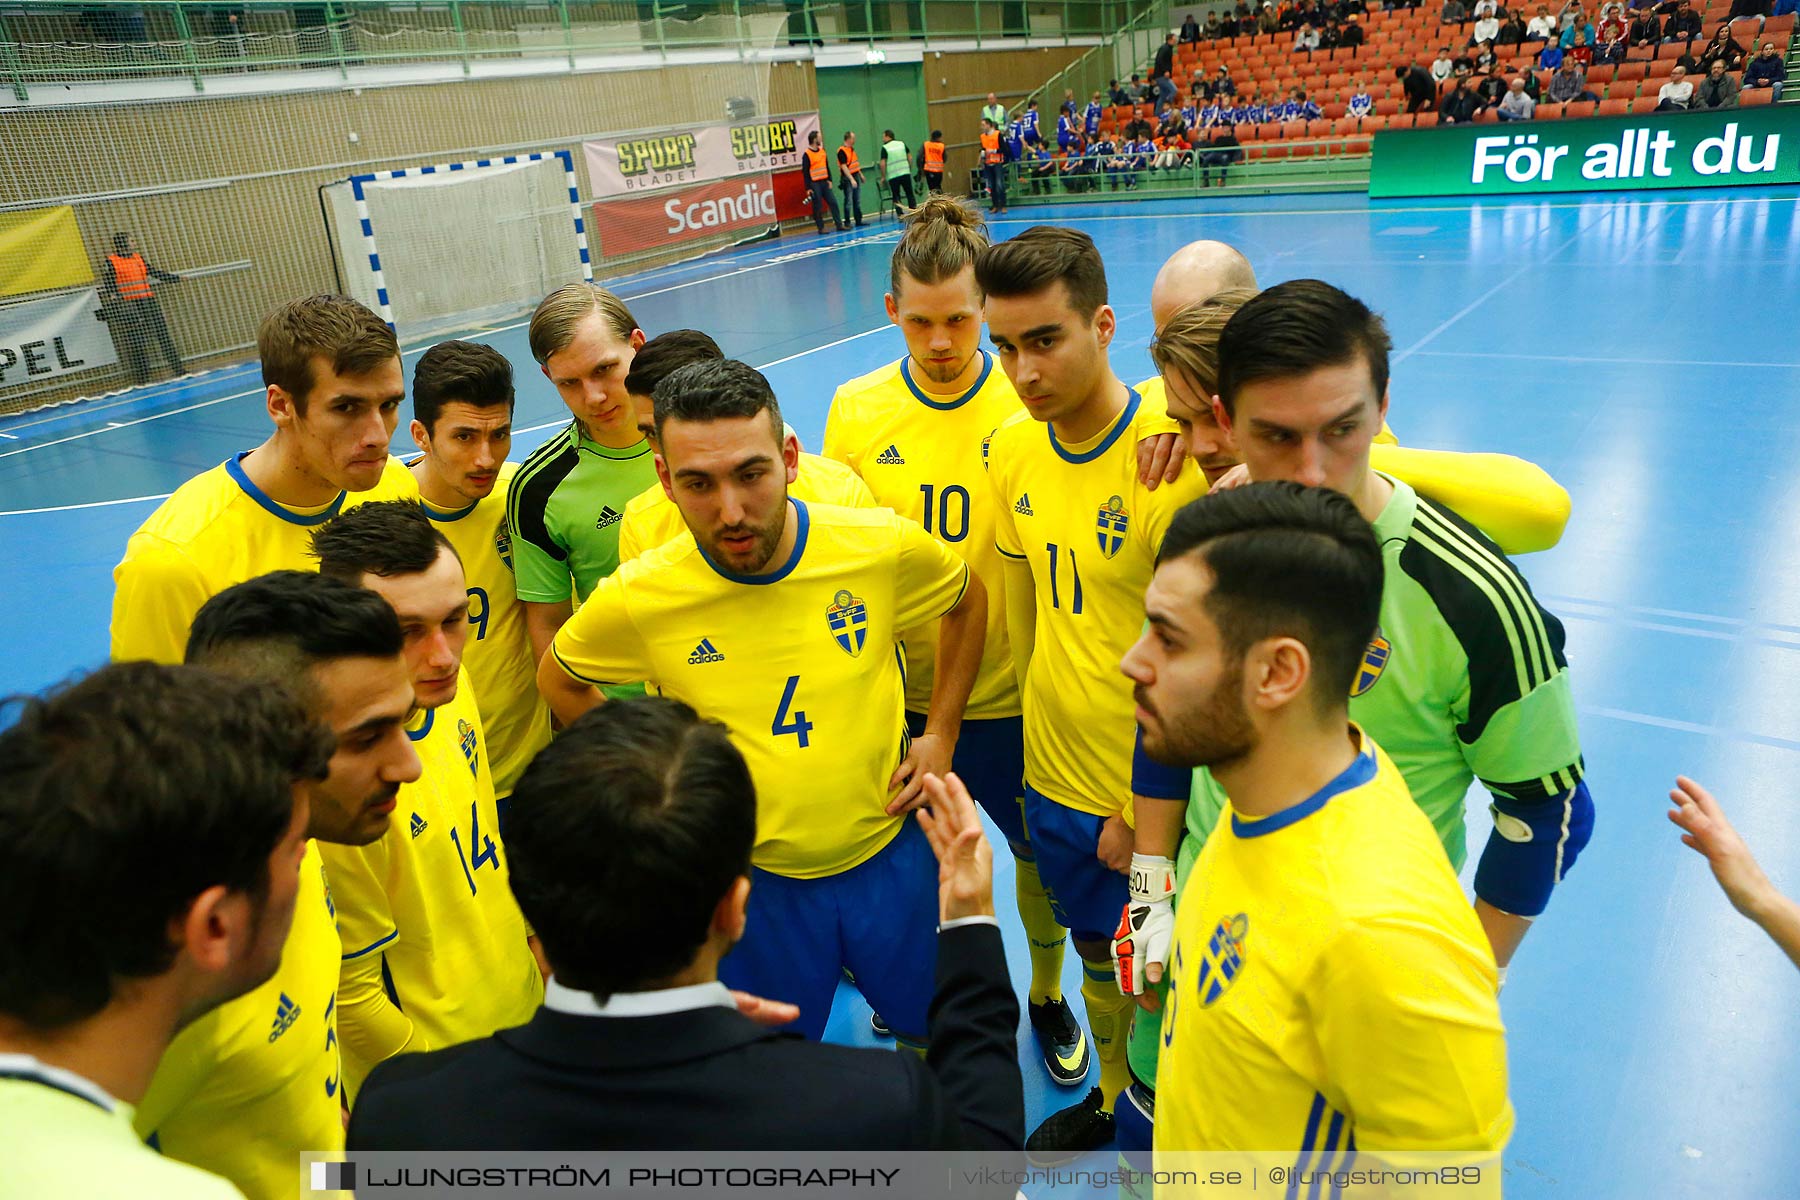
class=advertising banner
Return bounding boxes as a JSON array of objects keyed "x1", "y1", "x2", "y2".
[
  {"x1": 0, "y1": 206, "x2": 94, "y2": 299},
  {"x1": 584, "y1": 113, "x2": 821, "y2": 197},
  {"x1": 592, "y1": 175, "x2": 782, "y2": 257},
  {"x1": 0, "y1": 288, "x2": 118, "y2": 387},
  {"x1": 1368, "y1": 107, "x2": 1800, "y2": 198}
]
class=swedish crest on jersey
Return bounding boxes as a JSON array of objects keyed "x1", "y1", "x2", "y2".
[
  {"x1": 494, "y1": 524, "x2": 514, "y2": 571},
  {"x1": 457, "y1": 717, "x2": 480, "y2": 777},
  {"x1": 826, "y1": 589, "x2": 868, "y2": 658},
  {"x1": 1096, "y1": 494, "x2": 1130, "y2": 559},
  {"x1": 1353, "y1": 629, "x2": 1391, "y2": 697},
  {"x1": 1196, "y1": 912, "x2": 1248, "y2": 1006}
]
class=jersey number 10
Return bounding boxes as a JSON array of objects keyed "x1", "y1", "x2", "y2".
[{"x1": 917, "y1": 484, "x2": 971, "y2": 543}]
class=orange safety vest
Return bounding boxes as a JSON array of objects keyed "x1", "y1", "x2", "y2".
[
  {"x1": 981, "y1": 131, "x2": 1003, "y2": 165},
  {"x1": 805, "y1": 147, "x2": 830, "y2": 181},
  {"x1": 109, "y1": 252, "x2": 153, "y2": 301},
  {"x1": 923, "y1": 141, "x2": 945, "y2": 169},
  {"x1": 840, "y1": 144, "x2": 861, "y2": 176}
]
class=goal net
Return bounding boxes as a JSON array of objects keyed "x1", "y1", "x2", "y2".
[{"x1": 323, "y1": 151, "x2": 590, "y2": 341}]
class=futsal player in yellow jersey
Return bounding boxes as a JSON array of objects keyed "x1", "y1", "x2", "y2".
[
  {"x1": 1122, "y1": 484, "x2": 1510, "y2": 1185},
  {"x1": 111, "y1": 295, "x2": 417, "y2": 664},
  {"x1": 312, "y1": 503, "x2": 544, "y2": 1102},
  {"x1": 618, "y1": 329, "x2": 877, "y2": 563},
  {"x1": 408, "y1": 341, "x2": 552, "y2": 799},
  {"x1": 135, "y1": 573, "x2": 420, "y2": 1200},
  {"x1": 540, "y1": 359, "x2": 987, "y2": 1047},
  {"x1": 822, "y1": 197, "x2": 1093, "y2": 1085}
]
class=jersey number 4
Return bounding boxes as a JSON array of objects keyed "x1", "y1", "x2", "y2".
[
  {"x1": 448, "y1": 800, "x2": 500, "y2": 895},
  {"x1": 772, "y1": 674, "x2": 814, "y2": 747}
]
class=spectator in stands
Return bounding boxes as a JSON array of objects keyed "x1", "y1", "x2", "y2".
[
  {"x1": 1348, "y1": 79, "x2": 1376, "y2": 115},
  {"x1": 1127, "y1": 73, "x2": 1149, "y2": 103},
  {"x1": 1557, "y1": 0, "x2": 1584, "y2": 31},
  {"x1": 1528, "y1": 4, "x2": 1559, "y2": 36},
  {"x1": 1110, "y1": 78, "x2": 1129, "y2": 105},
  {"x1": 1630, "y1": 7, "x2": 1664, "y2": 43},
  {"x1": 1549, "y1": 55, "x2": 1601, "y2": 99},
  {"x1": 1698, "y1": 23, "x2": 1746, "y2": 70},
  {"x1": 1668, "y1": 778, "x2": 1800, "y2": 973},
  {"x1": 1727, "y1": 0, "x2": 1771, "y2": 18},
  {"x1": 1475, "y1": 38, "x2": 1500, "y2": 69},
  {"x1": 1745, "y1": 41, "x2": 1787, "y2": 101},
  {"x1": 1260, "y1": 2, "x2": 1283, "y2": 33},
  {"x1": 1664, "y1": 0, "x2": 1703, "y2": 41},
  {"x1": 1153, "y1": 34, "x2": 1179, "y2": 111},
  {"x1": 1062, "y1": 141, "x2": 1097, "y2": 192},
  {"x1": 1693, "y1": 57, "x2": 1743, "y2": 105},
  {"x1": 1443, "y1": 0, "x2": 1470, "y2": 21},
  {"x1": 1398, "y1": 61, "x2": 1440, "y2": 109},
  {"x1": 1296, "y1": 21, "x2": 1323, "y2": 48},
  {"x1": 982, "y1": 92, "x2": 1006, "y2": 128},
  {"x1": 1341, "y1": 13, "x2": 1368, "y2": 44},
  {"x1": 1566, "y1": 29, "x2": 1595, "y2": 63},
  {"x1": 1025, "y1": 143, "x2": 1059, "y2": 194},
  {"x1": 1473, "y1": 9, "x2": 1503, "y2": 41},
  {"x1": 1522, "y1": 64, "x2": 1544, "y2": 96},
  {"x1": 1022, "y1": 99, "x2": 1043, "y2": 147},
  {"x1": 1212, "y1": 64, "x2": 1237, "y2": 97},
  {"x1": 1204, "y1": 11, "x2": 1223, "y2": 37},
  {"x1": 1198, "y1": 116, "x2": 1242, "y2": 188},
  {"x1": 1453, "y1": 47, "x2": 1478, "y2": 74},
  {"x1": 1182, "y1": 11, "x2": 1202, "y2": 41},
  {"x1": 1433, "y1": 44, "x2": 1458, "y2": 80},
  {"x1": 1440, "y1": 75, "x2": 1483, "y2": 119},
  {"x1": 1656, "y1": 63, "x2": 1695, "y2": 105},
  {"x1": 1595, "y1": 4, "x2": 1630, "y2": 58},
  {"x1": 1298, "y1": 88, "x2": 1324, "y2": 118},
  {"x1": 1218, "y1": 9, "x2": 1240, "y2": 37},
  {"x1": 1539, "y1": 40, "x2": 1566, "y2": 67},
  {"x1": 1560, "y1": 5, "x2": 1597, "y2": 43},
  {"x1": 1498, "y1": 74, "x2": 1538, "y2": 115},
  {"x1": 1499, "y1": 10, "x2": 1530, "y2": 41}
]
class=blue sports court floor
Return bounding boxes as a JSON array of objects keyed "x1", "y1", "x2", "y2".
[{"x1": 4, "y1": 187, "x2": 1800, "y2": 1198}]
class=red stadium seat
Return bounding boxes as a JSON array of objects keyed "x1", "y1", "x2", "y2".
[
  {"x1": 1414, "y1": 110, "x2": 1439, "y2": 127},
  {"x1": 1375, "y1": 96, "x2": 1400, "y2": 115},
  {"x1": 1323, "y1": 100, "x2": 1348, "y2": 118},
  {"x1": 1535, "y1": 101, "x2": 1565, "y2": 119},
  {"x1": 1588, "y1": 64, "x2": 1617, "y2": 84},
  {"x1": 1330, "y1": 115, "x2": 1362, "y2": 135},
  {"x1": 1307, "y1": 118, "x2": 1332, "y2": 137},
  {"x1": 1630, "y1": 95, "x2": 1661, "y2": 112},
  {"x1": 1766, "y1": 13, "x2": 1795, "y2": 34},
  {"x1": 1290, "y1": 141, "x2": 1319, "y2": 157},
  {"x1": 1563, "y1": 100, "x2": 1599, "y2": 118},
  {"x1": 1362, "y1": 114, "x2": 1392, "y2": 131},
  {"x1": 1599, "y1": 98, "x2": 1631, "y2": 116},
  {"x1": 1741, "y1": 86, "x2": 1774, "y2": 106},
  {"x1": 1617, "y1": 61, "x2": 1648, "y2": 81},
  {"x1": 1346, "y1": 135, "x2": 1373, "y2": 153},
  {"x1": 1648, "y1": 57, "x2": 1677, "y2": 76},
  {"x1": 1281, "y1": 119, "x2": 1308, "y2": 138}
]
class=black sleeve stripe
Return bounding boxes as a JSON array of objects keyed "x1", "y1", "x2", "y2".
[
  {"x1": 1415, "y1": 498, "x2": 1562, "y2": 683},
  {"x1": 1399, "y1": 500, "x2": 1571, "y2": 741},
  {"x1": 506, "y1": 430, "x2": 580, "y2": 564}
]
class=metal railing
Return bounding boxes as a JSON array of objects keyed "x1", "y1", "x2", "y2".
[
  {"x1": 1016, "y1": 0, "x2": 1169, "y2": 119},
  {"x1": 0, "y1": 1, "x2": 1161, "y2": 101},
  {"x1": 978, "y1": 137, "x2": 1371, "y2": 201}
]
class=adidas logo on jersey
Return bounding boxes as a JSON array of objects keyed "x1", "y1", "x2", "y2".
[
  {"x1": 409, "y1": 812, "x2": 428, "y2": 839},
  {"x1": 1015, "y1": 493, "x2": 1034, "y2": 516},
  {"x1": 596, "y1": 506, "x2": 623, "y2": 530},
  {"x1": 876, "y1": 444, "x2": 906, "y2": 465},
  {"x1": 688, "y1": 637, "x2": 726, "y2": 664},
  {"x1": 268, "y1": 993, "x2": 301, "y2": 1043}
]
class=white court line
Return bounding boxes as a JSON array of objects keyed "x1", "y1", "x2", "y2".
[
  {"x1": 0, "y1": 322, "x2": 895, "y2": 517},
  {"x1": 1580, "y1": 705, "x2": 1800, "y2": 756},
  {"x1": 0, "y1": 236, "x2": 893, "y2": 462},
  {"x1": 1414, "y1": 350, "x2": 1800, "y2": 370},
  {"x1": 1032, "y1": 191, "x2": 1800, "y2": 223}
]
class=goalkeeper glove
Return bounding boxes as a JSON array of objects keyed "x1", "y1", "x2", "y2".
[{"x1": 1112, "y1": 853, "x2": 1177, "y2": 996}]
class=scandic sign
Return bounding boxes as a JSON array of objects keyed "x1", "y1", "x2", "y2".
[
  {"x1": 1368, "y1": 106, "x2": 1800, "y2": 197},
  {"x1": 592, "y1": 176, "x2": 783, "y2": 256},
  {"x1": 584, "y1": 113, "x2": 822, "y2": 198}
]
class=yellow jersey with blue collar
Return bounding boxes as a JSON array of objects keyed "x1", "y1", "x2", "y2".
[
  {"x1": 111, "y1": 453, "x2": 418, "y2": 664},
  {"x1": 551, "y1": 500, "x2": 971, "y2": 879},
  {"x1": 320, "y1": 671, "x2": 542, "y2": 1100},
  {"x1": 417, "y1": 461, "x2": 552, "y2": 797},
  {"x1": 615, "y1": 452, "x2": 877, "y2": 565},
  {"x1": 986, "y1": 386, "x2": 1204, "y2": 816},
  {"x1": 824, "y1": 350, "x2": 1023, "y2": 720},
  {"x1": 133, "y1": 842, "x2": 344, "y2": 1200},
  {"x1": 1157, "y1": 729, "x2": 1512, "y2": 1165}
]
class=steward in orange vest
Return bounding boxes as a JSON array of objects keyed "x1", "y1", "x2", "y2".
[
  {"x1": 104, "y1": 231, "x2": 185, "y2": 385},
  {"x1": 799, "y1": 132, "x2": 846, "y2": 234},
  {"x1": 921, "y1": 133, "x2": 946, "y2": 194}
]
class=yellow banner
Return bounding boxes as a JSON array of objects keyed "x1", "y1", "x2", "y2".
[{"x1": 0, "y1": 207, "x2": 95, "y2": 299}]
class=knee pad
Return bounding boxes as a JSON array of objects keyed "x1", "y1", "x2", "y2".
[{"x1": 1473, "y1": 780, "x2": 1594, "y2": 918}]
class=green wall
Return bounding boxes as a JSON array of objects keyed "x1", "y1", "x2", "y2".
[{"x1": 816, "y1": 59, "x2": 929, "y2": 194}]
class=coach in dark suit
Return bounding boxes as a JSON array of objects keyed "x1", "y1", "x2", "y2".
[{"x1": 347, "y1": 696, "x2": 1024, "y2": 1152}]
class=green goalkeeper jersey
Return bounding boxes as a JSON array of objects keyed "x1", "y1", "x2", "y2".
[{"x1": 1179, "y1": 474, "x2": 1585, "y2": 882}]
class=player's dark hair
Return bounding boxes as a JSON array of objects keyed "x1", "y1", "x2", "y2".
[
  {"x1": 412, "y1": 340, "x2": 514, "y2": 434},
  {"x1": 505, "y1": 696, "x2": 755, "y2": 1000},
  {"x1": 1215, "y1": 279, "x2": 1392, "y2": 419},
  {"x1": 0, "y1": 663, "x2": 331, "y2": 1029},
  {"x1": 652, "y1": 358, "x2": 783, "y2": 446},
  {"x1": 1159, "y1": 482, "x2": 1383, "y2": 710},
  {"x1": 186, "y1": 571, "x2": 404, "y2": 712},
  {"x1": 312, "y1": 500, "x2": 458, "y2": 583},
  {"x1": 258, "y1": 294, "x2": 399, "y2": 414},
  {"x1": 623, "y1": 329, "x2": 724, "y2": 400},
  {"x1": 975, "y1": 225, "x2": 1109, "y2": 320}
]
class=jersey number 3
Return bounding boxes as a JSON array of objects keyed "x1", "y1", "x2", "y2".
[{"x1": 772, "y1": 674, "x2": 814, "y2": 747}]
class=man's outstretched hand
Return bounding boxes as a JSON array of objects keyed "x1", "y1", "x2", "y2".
[{"x1": 916, "y1": 771, "x2": 996, "y2": 924}]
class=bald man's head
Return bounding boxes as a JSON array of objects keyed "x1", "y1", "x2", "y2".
[{"x1": 1150, "y1": 241, "x2": 1258, "y2": 330}]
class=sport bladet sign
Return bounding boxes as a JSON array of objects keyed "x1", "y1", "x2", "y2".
[
  {"x1": 1368, "y1": 105, "x2": 1800, "y2": 198},
  {"x1": 585, "y1": 112, "x2": 822, "y2": 197}
]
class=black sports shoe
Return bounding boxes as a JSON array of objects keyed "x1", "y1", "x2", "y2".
[
  {"x1": 1026, "y1": 1087, "x2": 1115, "y2": 1163},
  {"x1": 1028, "y1": 997, "x2": 1091, "y2": 1087},
  {"x1": 869, "y1": 1011, "x2": 891, "y2": 1038}
]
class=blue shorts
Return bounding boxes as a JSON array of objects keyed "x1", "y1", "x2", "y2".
[
  {"x1": 718, "y1": 817, "x2": 937, "y2": 1042},
  {"x1": 907, "y1": 711, "x2": 1027, "y2": 853},
  {"x1": 1023, "y1": 785, "x2": 1128, "y2": 943}
]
